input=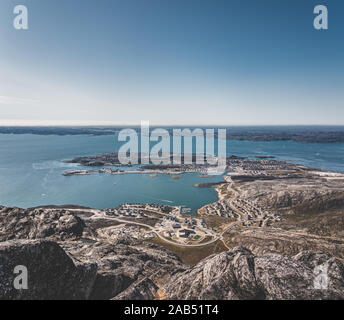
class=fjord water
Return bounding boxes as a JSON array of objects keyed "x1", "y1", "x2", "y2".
[{"x1": 0, "y1": 133, "x2": 344, "y2": 212}]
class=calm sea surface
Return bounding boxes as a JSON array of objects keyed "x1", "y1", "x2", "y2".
[{"x1": 0, "y1": 133, "x2": 344, "y2": 212}]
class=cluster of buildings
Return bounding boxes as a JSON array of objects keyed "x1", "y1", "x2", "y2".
[
  {"x1": 201, "y1": 200, "x2": 240, "y2": 219},
  {"x1": 145, "y1": 203, "x2": 171, "y2": 212},
  {"x1": 199, "y1": 196, "x2": 280, "y2": 228},
  {"x1": 101, "y1": 202, "x2": 213, "y2": 244},
  {"x1": 105, "y1": 205, "x2": 146, "y2": 218},
  {"x1": 226, "y1": 158, "x2": 291, "y2": 176},
  {"x1": 104, "y1": 203, "x2": 174, "y2": 218},
  {"x1": 63, "y1": 168, "x2": 122, "y2": 177},
  {"x1": 159, "y1": 214, "x2": 211, "y2": 242},
  {"x1": 98, "y1": 168, "x2": 122, "y2": 174}
]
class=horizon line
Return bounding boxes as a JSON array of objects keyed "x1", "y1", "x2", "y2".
[{"x1": 0, "y1": 122, "x2": 344, "y2": 128}]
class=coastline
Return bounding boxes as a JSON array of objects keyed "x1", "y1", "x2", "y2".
[
  {"x1": 2, "y1": 126, "x2": 344, "y2": 143},
  {"x1": 2, "y1": 155, "x2": 344, "y2": 300}
]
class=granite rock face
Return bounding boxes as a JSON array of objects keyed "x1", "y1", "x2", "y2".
[
  {"x1": 1, "y1": 206, "x2": 343, "y2": 300},
  {"x1": 223, "y1": 227, "x2": 344, "y2": 260},
  {"x1": 0, "y1": 206, "x2": 186, "y2": 300},
  {"x1": 113, "y1": 278, "x2": 158, "y2": 300},
  {"x1": 0, "y1": 240, "x2": 97, "y2": 300},
  {"x1": 163, "y1": 247, "x2": 263, "y2": 300},
  {"x1": 0, "y1": 238, "x2": 184, "y2": 300},
  {"x1": 0, "y1": 207, "x2": 85, "y2": 241},
  {"x1": 60, "y1": 240, "x2": 186, "y2": 300},
  {"x1": 163, "y1": 246, "x2": 344, "y2": 300}
]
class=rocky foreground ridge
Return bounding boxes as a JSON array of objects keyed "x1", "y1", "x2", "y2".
[{"x1": 0, "y1": 206, "x2": 344, "y2": 300}]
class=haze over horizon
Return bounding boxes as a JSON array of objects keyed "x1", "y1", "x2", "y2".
[
  {"x1": 2, "y1": 120, "x2": 344, "y2": 127},
  {"x1": 0, "y1": 0, "x2": 343, "y2": 126}
]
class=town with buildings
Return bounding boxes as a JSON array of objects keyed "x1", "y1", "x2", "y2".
[
  {"x1": 61, "y1": 154, "x2": 290, "y2": 246},
  {"x1": 98, "y1": 203, "x2": 216, "y2": 246}
]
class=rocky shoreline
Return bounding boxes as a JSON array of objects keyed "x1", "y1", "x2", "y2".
[{"x1": 1, "y1": 156, "x2": 344, "y2": 300}]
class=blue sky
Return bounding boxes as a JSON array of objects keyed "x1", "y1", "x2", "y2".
[{"x1": 0, "y1": 0, "x2": 343, "y2": 125}]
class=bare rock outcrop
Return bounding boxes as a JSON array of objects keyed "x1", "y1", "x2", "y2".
[
  {"x1": 237, "y1": 177, "x2": 344, "y2": 217},
  {"x1": 1, "y1": 205, "x2": 343, "y2": 300},
  {"x1": 113, "y1": 277, "x2": 158, "y2": 300},
  {"x1": 0, "y1": 206, "x2": 186, "y2": 300},
  {"x1": 0, "y1": 240, "x2": 97, "y2": 300},
  {"x1": 60, "y1": 240, "x2": 185, "y2": 300},
  {"x1": 163, "y1": 247, "x2": 263, "y2": 300},
  {"x1": 163, "y1": 246, "x2": 344, "y2": 300},
  {"x1": 223, "y1": 227, "x2": 344, "y2": 259},
  {"x1": 0, "y1": 238, "x2": 184, "y2": 300},
  {"x1": 0, "y1": 207, "x2": 85, "y2": 241}
]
